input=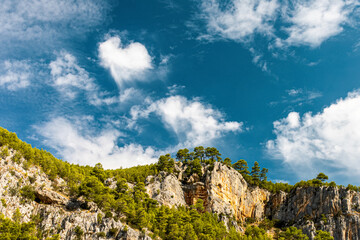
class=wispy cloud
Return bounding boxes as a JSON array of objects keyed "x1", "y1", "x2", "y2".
[
  {"x1": 0, "y1": 60, "x2": 32, "y2": 90},
  {"x1": 0, "y1": 0, "x2": 106, "y2": 43},
  {"x1": 198, "y1": 0, "x2": 358, "y2": 48},
  {"x1": 267, "y1": 90, "x2": 360, "y2": 182},
  {"x1": 199, "y1": 0, "x2": 279, "y2": 41},
  {"x1": 49, "y1": 51, "x2": 97, "y2": 99},
  {"x1": 269, "y1": 88, "x2": 322, "y2": 106},
  {"x1": 49, "y1": 51, "x2": 121, "y2": 106}
]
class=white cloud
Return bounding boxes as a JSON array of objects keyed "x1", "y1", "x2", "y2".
[
  {"x1": 198, "y1": 0, "x2": 358, "y2": 48},
  {"x1": 199, "y1": 0, "x2": 279, "y2": 41},
  {"x1": 282, "y1": 0, "x2": 358, "y2": 47},
  {"x1": 0, "y1": 60, "x2": 31, "y2": 90},
  {"x1": 49, "y1": 51, "x2": 97, "y2": 99},
  {"x1": 167, "y1": 84, "x2": 185, "y2": 96},
  {"x1": 287, "y1": 89, "x2": 302, "y2": 96},
  {"x1": 267, "y1": 90, "x2": 360, "y2": 181},
  {"x1": 98, "y1": 36, "x2": 153, "y2": 88},
  {"x1": 0, "y1": 0, "x2": 105, "y2": 42},
  {"x1": 131, "y1": 95, "x2": 243, "y2": 146},
  {"x1": 270, "y1": 88, "x2": 322, "y2": 106},
  {"x1": 36, "y1": 117, "x2": 159, "y2": 169},
  {"x1": 49, "y1": 51, "x2": 137, "y2": 106}
]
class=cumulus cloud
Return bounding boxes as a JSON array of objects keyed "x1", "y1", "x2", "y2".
[
  {"x1": 267, "y1": 90, "x2": 360, "y2": 181},
  {"x1": 282, "y1": 0, "x2": 358, "y2": 47},
  {"x1": 36, "y1": 117, "x2": 159, "y2": 169},
  {"x1": 131, "y1": 95, "x2": 243, "y2": 146},
  {"x1": 0, "y1": 0, "x2": 106, "y2": 42},
  {"x1": 199, "y1": 0, "x2": 279, "y2": 41},
  {"x1": 98, "y1": 36, "x2": 153, "y2": 88},
  {"x1": 0, "y1": 60, "x2": 32, "y2": 90},
  {"x1": 198, "y1": 0, "x2": 358, "y2": 48}
]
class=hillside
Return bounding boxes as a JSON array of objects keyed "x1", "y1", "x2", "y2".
[{"x1": 0, "y1": 127, "x2": 359, "y2": 239}]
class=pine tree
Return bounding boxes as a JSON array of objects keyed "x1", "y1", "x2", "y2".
[
  {"x1": 233, "y1": 159, "x2": 249, "y2": 175},
  {"x1": 251, "y1": 161, "x2": 261, "y2": 182},
  {"x1": 260, "y1": 168, "x2": 268, "y2": 181}
]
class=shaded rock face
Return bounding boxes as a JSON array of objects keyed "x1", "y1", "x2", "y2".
[
  {"x1": 268, "y1": 187, "x2": 360, "y2": 240},
  {"x1": 0, "y1": 150, "x2": 151, "y2": 240}
]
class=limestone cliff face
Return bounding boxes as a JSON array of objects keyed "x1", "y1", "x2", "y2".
[
  {"x1": 0, "y1": 149, "x2": 151, "y2": 240},
  {"x1": 146, "y1": 172, "x2": 186, "y2": 207},
  {"x1": 146, "y1": 162, "x2": 270, "y2": 222},
  {"x1": 268, "y1": 186, "x2": 360, "y2": 240},
  {"x1": 3, "y1": 146, "x2": 360, "y2": 240},
  {"x1": 205, "y1": 162, "x2": 270, "y2": 221},
  {"x1": 145, "y1": 162, "x2": 360, "y2": 240}
]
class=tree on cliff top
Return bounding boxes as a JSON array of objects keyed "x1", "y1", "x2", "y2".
[{"x1": 316, "y1": 173, "x2": 329, "y2": 182}]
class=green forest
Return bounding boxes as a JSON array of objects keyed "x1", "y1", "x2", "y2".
[{"x1": 0, "y1": 127, "x2": 338, "y2": 239}]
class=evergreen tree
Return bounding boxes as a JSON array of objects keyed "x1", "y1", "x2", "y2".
[
  {"x1": 176, "y1": 148, "x2": 190, "y2": 163},
  {"x1": 194, "y1": 146, "x2": 206, "y2": 162},
  {"x1": 251, "y1": 161, "x2": 261, "y2": 182},
  {"x1": 223, "y1": 158, "x2": 232, "y2": 167},
  {"x1": 260, "y1": 168, "x2": 268, "y2": 181},
  {"x1": 205, "y1": 147, "x2": 222, "y2": 162},
  {"x1": 233, "y1": 159, "x2": 249, "y2": 175},
  {"x1": 316, "y1": 173, "x2": 329, "y2": 182},
  {"x1": 315, "y1": 230, "x2": 334, "y2": 240},
  {"x1": 278, "y1": 226, "x2": 309, "y2": 240},
  {"x1": 157, "y1": 154, "x2": 175, "y2": 173}
]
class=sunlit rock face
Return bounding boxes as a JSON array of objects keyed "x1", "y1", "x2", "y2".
[
  {"x1": 0, "y1": 149, "x2": 151, "y2": 240},
  {"x1": 3, "y1": 147, "x2": 360, "y2": 240},
  {"x1": 146, "y1": 161, "x2": 360, "y2": 240},
  {"x1": 268, "y1": 186, "x2": 360, "y2": 240}
]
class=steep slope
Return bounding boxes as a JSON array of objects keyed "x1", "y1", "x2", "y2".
[
  {"x1": 0, "y1": 148, "x2": 151, "y2": 240},
  {"x1": 145, "y1": 162, "x2": 360, "y2": 240},
  {"x1": 1, "y1": 126, "x2": 360, "y2": 239},
  {"x1": 268, "y1": 187, "x2": 360, "y2": 239}
]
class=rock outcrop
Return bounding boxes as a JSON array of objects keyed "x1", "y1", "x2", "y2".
[
  {"x1": 0, "y1": 150, "x2": 151, "y2": 240},
  {"x1": 3, "y1": 146, "x2": 360, "y2": 240},
  {"x1": 146, "y1": 162, "x2": 270, "y2": 222},
  {"x1": 268, "y1": 186, "x2": 360, "y2": 240},
  {"x1": 145, "y1": 162, "x2": 360, "y2": 240}
]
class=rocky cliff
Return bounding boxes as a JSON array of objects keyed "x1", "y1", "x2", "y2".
[
  {"x1": 2, "y1": 146, "x2": 360, "y2": 240},
  {"x1": 145, "y1": 162, "x2": 360, "y2": 240},
  {"x1": 0, "y1": 149, "x2": 151, "y2": 240},
  {"x1": 267, "y1": 186, "x2": 360, "y2": 240}
]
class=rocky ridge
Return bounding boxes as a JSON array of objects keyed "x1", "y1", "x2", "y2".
[
  {"x1": 145, "y1": 162, "x2": 360, "y2": 240},
  {"x1": 0, "y1": 149, "x2": 151, "y2": 240},
  {"x1": 2, "y1": 147, "x2": 360, "y2": 239}
]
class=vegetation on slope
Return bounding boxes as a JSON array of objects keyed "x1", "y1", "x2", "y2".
[{"x1": 0, "y1": 127, "x2": 338, "y2": 239}]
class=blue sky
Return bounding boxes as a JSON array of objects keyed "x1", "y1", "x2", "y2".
[{"x1": 1, "y1": 0, "x2": 360, "y2": 185}]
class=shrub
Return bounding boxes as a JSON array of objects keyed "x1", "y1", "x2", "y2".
[
  {"x1": 74, "y1": 226, "x2": 84, "y2": 240},
  {"x1": 0, "y1": 147, "x2": 9, "y2": 158},
  {"x1": 108, "y1": 228, "x2": 118, "y2": 237},
  {"x1": 20, "y1": 185, "x2": 36, "y2": 202},
  {"x1": 1, "y1": 199, "x2": 6, "y2": 208},
  {"x1": 96, "y1": 232, "x2": 106, "y2": 238},
  {"x1": 97, "y1": 213, "x2": 103, "y2": 224}
]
